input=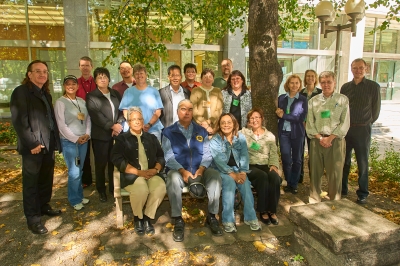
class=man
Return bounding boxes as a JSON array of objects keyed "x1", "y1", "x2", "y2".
[
  {"x1": 159, "y1": 65, "x2": 191, "y2": 128},
  {"x1": 119, "y1": 63, "x2": 164, "y2": 141},
  {"x1": 306, "y1": 71, "x2": 350, "y2": 204},
  {"x1": 10, "y1": 60, "x2": 62, "y2": 234},
  {"x1": 181, "y1": 63, "x2": 201, "y2": 92},
  {"x1": 341, "y1": 58, "x2": 381, "y2": 204},
  {"x1": 112, "y1": 61, "x2": 136, "y2": 96},
  {"x1": 162, "y1": 99, "x2": 223, "y2": 242},
  {"x1": 213, "y1": 58, "x2": 233, "y2": 89},
  {"x1": 76, "y1": 56, "x2": 95, "y2": 188}
]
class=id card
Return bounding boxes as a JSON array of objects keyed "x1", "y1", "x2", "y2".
[
  {"x1": 321, "y1": 110, "x2": 331, "y2": 118},
  {"x1": 250, "y1": 142, "x2": 260, "y2": 150},
  {"x1": 232, "y1": 99, "x2": 239, "y2": 106},
  {"x1": 202, "y1": 100, "x2": 211, "y2": 108},
  {"x1": 77, "y1": 112, "x2": 85, "y2": 120}
]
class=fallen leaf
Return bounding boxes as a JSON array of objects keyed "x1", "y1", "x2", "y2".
[
  {"x1": 31, "y1": 264, "x2": 41, "y2": 266},
  {"x1": 98, "y1": 246, "x2": 105, "y2": 251},
  {"x1": 51, "y1": 231, "x2": 59, "y2": 236},
  {"x1": 5, "y1": 230, "x2": 10, "y2": 234},
  {"x1": 286, "y1": 242, "x2": 290, "y2": 246},
  {"x1": 253, "y1": 241, "x2": 266, "y2": 252},
  {"x1": 196, "y1": 231, "x2": 206, "y2": 236},
  {"x1": 95, "y1": 259, "x2": 103, "y2": 265},
  {"x1": 124, "y1": 251, "x2": 130, "y2": 255},
  {"x1": 204, "y1": 246, "x2": 210, "y2": 250},
  {"x1": 284, "y1": 262, "x2": 289, "y2": 266},
  {"x1": 165, "y1": 223, "x2": 173, "y2": 228},
  {"x1": 320, "y1": 191, "x2": 328, "y2": 197},
  {"x1": 0, "y1": 224, "x2": 5, "y2": 228},
  {"x1": 144, "y1": 259, "x2": 153, "y2": 265},
  {"x1": 251, "y1": 234, "x2": 256, "y2": 237},
  {"x1": 62, "y1": 241, "x2": 75, "y2": 251},
  {"x1": 332, "y1": 205, "x2": 336, "y2": 210},
  {"x1": 265, "y1": 243, "x2": 275, "y2": 249}
]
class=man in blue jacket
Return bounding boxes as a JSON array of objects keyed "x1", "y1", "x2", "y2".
[{"x1": 162, "y1": 99, "x2": 223, "y2": 242}]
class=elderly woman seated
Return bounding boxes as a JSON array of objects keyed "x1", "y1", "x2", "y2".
[{"x1": 111, "y1": 107, "x2": 166, "y2": 236}]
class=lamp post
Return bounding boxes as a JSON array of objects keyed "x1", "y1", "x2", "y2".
[{"x1": 315, "y1": 0, "x2": 365, "y2": 75}]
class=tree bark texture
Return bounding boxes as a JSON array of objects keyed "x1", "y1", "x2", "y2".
[{"x1": 248, "y1": 0, "x2": 283, "y2": 138}]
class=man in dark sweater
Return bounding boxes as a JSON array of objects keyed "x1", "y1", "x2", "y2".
[{"x1": 341, "y1": 58, "x2": 381, "y2": 204}]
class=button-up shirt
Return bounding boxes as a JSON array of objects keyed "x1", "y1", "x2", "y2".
[
  {"x1": 170, "y1": 85, "x2": 186, "y2": 124},
  {"x1": 306, "y1": 92, "x2": 350, "y2": 139},
  {"x1": 282, "y1": 92, "x2": 299, "y2": 131}
]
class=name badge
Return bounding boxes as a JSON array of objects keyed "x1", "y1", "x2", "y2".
[
  {"x1": 232, "y1": 99, "x2": 239, "y2": 106},
  {"x1": 202, "y1": 100, "x2": 211, "y2": 108},
  {"x1": 286, "y1": 107, "x2": 290, "y2": 114},
  {"x1": 77, "y1": 112, "x2": 85, "y2": 120},
  {"x1": 250, "y1": 142, "x2": 260, "y2": 150},
  {"x1": 321, "y1": 110, "x2": 331, "y2": 118}
]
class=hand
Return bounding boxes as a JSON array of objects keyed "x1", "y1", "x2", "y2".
[
  {"x1": 179, "y1": 169, "x2": 193, "y2": 183},
  {"x1": 31, "y1": 144, "x2": 43, "y2": 154},
  {"x1": 143, "y1": 124, "x2": 151, "y2": 132},
  {"x1": 270, "y1": 165, "x2": 279, "y2": 174},
  {"x1": 319, "y1": 137, "x2": 332, "y2": 148},
  {"x1": 194, "y1": 166, "x2": 205, "y2": 179},
  {"x1": 275, "y1": 108, "x2": 284, "y2": 118},
  {"x1": 77, "y1": 134, "x2": 89, "y2": 144},
  {"x1": 111, "y1": 124, "x2": 123, "y2": 136},
  {"x1": 237, "y1": 172, "x2": 247, "y2": 184},
  {"x1": 139, "y1": 169, "x2": 157, "y2": 179}
]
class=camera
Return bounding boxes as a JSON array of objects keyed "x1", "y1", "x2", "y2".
[{"x1": 75, "y1": 157, "x2": 80, "y2": 166}]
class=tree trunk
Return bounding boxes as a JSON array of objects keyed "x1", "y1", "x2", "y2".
[{"x1": 248, "y1": 0, "x2": 283, "y2": 138}]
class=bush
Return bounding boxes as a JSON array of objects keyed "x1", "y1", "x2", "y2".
[
  {"x1": 0, "y1": 122, "x2": 17, "y2": 145},
  {"x1": 369, "y1": 139, "x2": 400, "y2": 183}
]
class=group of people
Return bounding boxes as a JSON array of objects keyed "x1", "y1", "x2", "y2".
[{"x1": 10, "y1": 57, "x2": 380, "y2": 240}]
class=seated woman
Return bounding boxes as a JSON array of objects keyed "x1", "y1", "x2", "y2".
[
  {"x1": 241, "y1": 108, "x2": 282, "y2": 225},
  {"x1": 111, "y1": 107, "x2": 166, "y2": 236},
  {"x1": 210, "y1": 113, "x2": 261, "y2": 233}
]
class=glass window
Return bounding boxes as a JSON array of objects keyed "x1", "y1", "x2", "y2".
[
  {"x1": 28, "y1": 1, "x2": 64, "y2": 41},
  {"x1": 0, "y1": 1, "x2": 28, "y2": 41}
]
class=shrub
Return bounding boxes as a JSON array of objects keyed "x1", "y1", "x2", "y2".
[
  {"x1": 0, "y1": 122, "x2": 17, "y2": 145},
  {"x1": 369, "y1": 139, "x2": 400, "y2": 183}
]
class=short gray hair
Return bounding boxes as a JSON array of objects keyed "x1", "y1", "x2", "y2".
[
  {"x1": 132, "y1": 63, "x2": 147, "y2": 74},
  {"x1": 127, "y1": 106, "x2": 143, "y2": 120},
  {"x1": 319, "y1": 71, "x2": 336, "y2": 82},
  {"x1": 177, "y1": 99, "x2": 192, "y2": 110}
]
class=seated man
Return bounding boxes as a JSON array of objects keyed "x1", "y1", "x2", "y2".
[
  {"x1": 162, "y1": 99, "x2": 223, "y2": 242},
  {"x1": 111, "y1": 107, "x2": 166, "y2": 236}
]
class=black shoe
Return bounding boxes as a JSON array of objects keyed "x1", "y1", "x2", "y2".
[
  {"x1": 41, "y1": 208, "x2": 62, "y2": 217},
  {"x1": 143, "y1": 220, "x2": 155, "y2": 236},
  {"x1": 206, "y1": 215, "x2": 223, "y2": 236},
  {"x1": 283, "y1": 186, "x2": 292, "y2": 193},
  {"x1": 260, "y1": 213, "x2": 271, "y2": 225},
  {"x1": 291, "y1": 188, "x2": 298, "y2": 194},
  {"x1": 173, "y1": 218, "x2": 185, "y2": 242},
  {"x1": 99, "y1": 192, "x2": 107, "y2": 202},
  {"x1": 268, "y1": 213, "x2": 279, "y2": 225},
  {"x1": 134, "y1": 220, "x2": 145, "y2": 235},
  {"x1": 356, "y1": 197, "x2": 367, "y2": 204},
  {"x1": 28, "y1": 222, "x2": 48, "y2": 234},
  {"x1": 341, "y1": 191, "x2": 348, "y2": 196}
]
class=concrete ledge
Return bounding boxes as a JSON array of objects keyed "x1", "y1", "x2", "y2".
[{"x1": 289, "y1": 199, "x2": 400, "y2": 266}]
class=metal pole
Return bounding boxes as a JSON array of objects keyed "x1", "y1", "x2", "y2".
[
  {"x1": 334, "y1": 26, "x2": 342, "y2": 85},
  {"x1": 25, "y1": 0, "x2": 32, "y2": 62}
]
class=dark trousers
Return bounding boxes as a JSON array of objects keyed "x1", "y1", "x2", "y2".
[
  {"x1": 92, "y1": 139, "x2": 114, "y2": 194},
  {"x1": 342, "y1": 124, "x2": 372, "y2": 198},
  {"x1": 300, "y1": 134, "x2": 311, "y2": 182},
  {"x1": 279, "y1": 131, "x2": 304, "y2": 189},
  {"x1": 81, "y1": 139, "x2": 93, "y2": 186},
  {"x1": 247, "y1": 165, "x2": 281, "y2": 213},
  {"x1": 22, "y1": 133, "x2": 55, "y2": 225}
]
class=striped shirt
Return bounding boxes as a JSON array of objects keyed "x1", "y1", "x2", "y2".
[
  {"x1": 306, "y1": 92, "x2": 350, "y2": 139},
  {"x1": 340, "y1": 78, "x2": 381, "y2": 125}
]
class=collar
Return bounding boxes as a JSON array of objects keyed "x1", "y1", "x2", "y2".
[
  {"x1": 130, "y1": 130, "x2": 143, "y2": 138},
  {"x1": 351, "y1": 77, "x2": 366, "y2": 85},
  {"x1": 228, "y1": 87, "x2": 246, "y2": 97},
  {"x1": 177, "y1": 121, "x2": 193, "y2": 131},
  {"x1": 169, "y1": 85, "x2": 183, "y2": 93},
  {"x1": 285, "y1": 92, "x2": 299, "y2": 99},
  {"x1": 80, "y1": 76, "x2": 93, "y2": 82},
  {"x1": 301, "y1": 87, "x2": 319, "y2": 94}
]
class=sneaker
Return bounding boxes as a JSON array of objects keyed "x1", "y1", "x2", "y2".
[
  {"x1": 82, "y1": 198, "x2": 90, "y2": 204},
  {"x1": 73, "y1": 203, "x2": 84, "y2": 210},
  {"x1": 244, "y1": 220, "x2": 262, "y2": 231},
  {"x1": 222, "y1": 222, "x2": 237, "y2": 233}
]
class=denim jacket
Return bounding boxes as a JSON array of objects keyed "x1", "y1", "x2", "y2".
[{"x1": 210, "y1": 132, "x2": 250, "y2": 174}]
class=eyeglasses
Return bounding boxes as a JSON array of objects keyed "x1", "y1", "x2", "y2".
[
  {"x1": 96, "y1": 76, "x2": 109, "y2": 80},
  {"x1": 169, "y1": 74, "x2": 181, "y2": 78},
  {"x1": 249, "y1": 116, "x2": 261, "y2": 121},
  {"x1": 221, "y1": 121, "x2": 233, "y2": 125},
  {"x1": 352, "y1": 67, "x2": 366, "y2": 71},
  {"x1": 320, "y1": 81, "x2": 334, "y2": 85},
  {"x1": 31, "y1": 70, "x2": 49, "y2": 75},
  {"x1": 119, "y1": 67, "x2": 132, "y2": 71}
]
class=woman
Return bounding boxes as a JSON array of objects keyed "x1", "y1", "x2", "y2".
[
  {"x1": 299, "y1": 69, "x2": 322, "y2": 183},
  {"x1": 86, "y1": 67, "x2": 125, "y2": 202},
  {"x1": 210, "y1": 113, "x2": 261, "y2": 233},
  {"x1": 191, "y1": 68, "x2": 223, "y2": 134},
  {"x1": 111, "y1": 107, "x2": 166, "y2": 236},
  {"x1": 276, "y1": 74, "x2": 307, "y2": 194},
  {"x1": 222, "y1": 70, "x2": 252, "y2": 129},
  {"x1": 54, "y1": 75, "x2": 91, "y2": 210},
  {"x1": 242, "y1": 108, "x2": 281, "y2": 225}
]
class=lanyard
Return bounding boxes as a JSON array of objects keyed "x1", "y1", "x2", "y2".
[{"x1": 66, "y1": 95, "x2": 83, "y2": 125}]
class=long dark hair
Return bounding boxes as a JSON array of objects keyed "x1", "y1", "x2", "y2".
[
  {"x1": 223, "y1": 70, "x2": 249, "y2": 91},
  {"x1": 22, "y1": 60, "x2": 50, "y2": 93},
  {"x1": 214, "y1": 113, "x2": 239, "y2": 140}
]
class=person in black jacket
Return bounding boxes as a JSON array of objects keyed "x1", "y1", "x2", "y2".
[
  {"x1": 10, "y1": 60, "x2": 62, "y2": 234},
  {"x1": 111, "y1": 107, "x2": 166, "y2": 236},
  {"x1": 159, "y1": 65, "x2": 191, "y2": 128},
  {"x1": 86, "y1": 67, "x2": 124, "y2": 202}
]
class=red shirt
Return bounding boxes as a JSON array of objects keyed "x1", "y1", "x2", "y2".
[
  {"x1": 112, "y1": 78, "x2": 136, "y2": 96},
  {"x1": 76, "y1": 76, "x2": 96, "y2": 101},
  {"x1": 181, "y1": 80, "x2": 201, "y2": 92}
]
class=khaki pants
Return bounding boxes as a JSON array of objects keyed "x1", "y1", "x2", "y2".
[
  {"x1": 124, "y1": 175, "x2": 166, "y2": 219},
  {"x1": 309, "y1": 138, "x2": 346, "y2": 203}
]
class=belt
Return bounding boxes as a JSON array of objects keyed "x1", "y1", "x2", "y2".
[
  {"x1": 320, "y1": 134, "x2": 330, "y2": 137},
  {"x1": 350, "y1": 123, "x2": 369, "y2": 127}
]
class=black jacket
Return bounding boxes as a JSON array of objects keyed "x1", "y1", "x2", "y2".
[
  {"x1": 159, "y1": 85, "x2": 191, "y2": 127},
  {"x1": 111, "y1": 131, "x2": 165, "y2": 188},
  {"x1": 10, "y1": 83, "x2": 61, "y2": 155},
  {"x1": 86, "y1": 87, "x2": 125, "y2": 141}
]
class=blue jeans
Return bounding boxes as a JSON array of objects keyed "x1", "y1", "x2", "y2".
[
  {"x1": 342, "y1": 124, "x2": 371, "y2": 198},
  {"x1": 61, "y1": 138, "x2": 88, "y2": 206},
  {"x1": 279, "y1": 131, "x2": 304, "y2": 189},
  {"x1": 220, "y1": 166, "x2": 257, "y2": 223}
]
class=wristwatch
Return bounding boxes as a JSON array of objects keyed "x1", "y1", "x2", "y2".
[{"x1": 148, "y1": 122, "x2": 153, "y2": 127}]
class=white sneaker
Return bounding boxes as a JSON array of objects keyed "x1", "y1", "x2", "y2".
[
  {"x1": 244, "y1": 220, "x2": 262, "y2": 231},
  {"x1": 73, "y1": 203, "x2": 84, "y2": 210},
  {"x1": 82, "y1": 198, "x2": 89, "y2": 204},
  {"x1": 222, "y1": 222, "x2": 237, "y2": 233}
]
